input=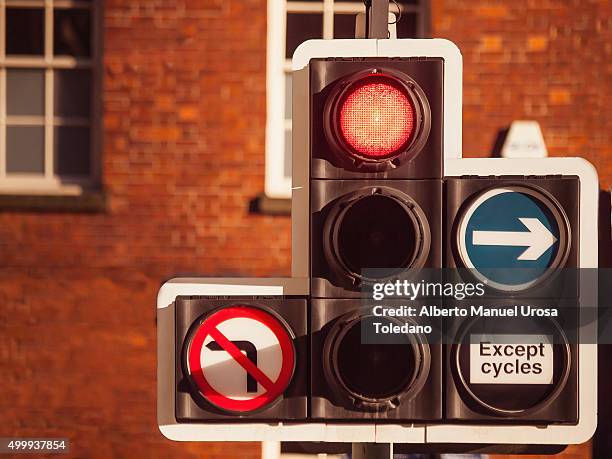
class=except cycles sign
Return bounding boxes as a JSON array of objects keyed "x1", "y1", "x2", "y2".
[
  {"x1": 186, "y1": 305, "x2": 296, "y2": 413},
  {"x1": 469, "y1": 334, "x2": 554, "y2": 385},
  {"x1": 453, "y1": 315, "x2": 573, "y2": 416}
]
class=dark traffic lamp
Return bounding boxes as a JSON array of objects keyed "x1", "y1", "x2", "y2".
[
  {"x1": 312, "y1": 181, "x2": 440, "y2": 297},
  {"x1": 311, "y1": 300, "x2": 441, "y2": 420}
]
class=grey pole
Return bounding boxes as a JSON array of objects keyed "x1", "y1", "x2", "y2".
[
  {"x1": 352, "y1": 442, "x2": 393, "y2": 459},
  {"x1": 368, "y1": 0, "x2": 390, "y2": 39},
  {"x1": 353, "y1": 3, "x2": 392, "y2": 458}
]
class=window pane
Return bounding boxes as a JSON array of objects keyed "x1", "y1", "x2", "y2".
[
  {"x1": 54, "y1": 127, "x2": 91, "y2": 176},
  {"x1": 286, "y1": 13, "x2": 323, "y2": 59},
  {"x1": 7, "y1": 69, "x2": 45, "y2": 116},
  {"x1": 284, "y1": 73, "x2": 292, "y2": 120},
  {"x1": 396, "y1": 12, "x2": 418, "y2": 38},
  {"x1": 284, "y1": 129, "x2": 292, "y2": 178},
  {"x1": 6, "y1": 126, "x2": 45, "y2": 174},
  {"x1": 54, "y1": 70, "x2": 91, "y2": 118},
  {"x1": 6, "y1": 8, "x2": 44, "y2": 55},
  {"x1": 334, "y1": 14, "x2": 356, "y2": 39},
  {"x1": 54, "y1": 8, "x2": 91, "y2": 57}
]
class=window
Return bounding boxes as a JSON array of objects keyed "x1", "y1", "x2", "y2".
[
  {"x1": 265, "y1": 0, "x2": 430, "y2": 199},
  {"x1": 0, "y1": 0, "x2": 100, "y2": 195}
]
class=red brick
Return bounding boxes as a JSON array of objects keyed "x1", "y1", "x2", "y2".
[
  {"x1": 479, "y1": 35, "x2": 503, "y2": 52},
  {"x1": 475, "y1": 5, "x2": 509, "y2": 19},
  {"x1": 549, "y1": 88, "x2": 572, "y2": 105},
  {"x1": 527, "y1": 35, "x2": 549, "y2": 51}
]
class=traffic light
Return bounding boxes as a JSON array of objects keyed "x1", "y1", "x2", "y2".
[
  {"x1": 311, "y1": 299, "x2": 442, "y2": 420},
  {"x1": 303, "y1": 46, "x2": 448, "y2": 420},
  {"x1": 157, "y1": 278, "x2": 309, "y2": 440},
  {"x1": 156, "y1": 37, "x2": 598, "y2": 447},
  {"x1": 310, "y1": 58, "x2": 442, "y2": 179},
  {"x1": 444, "y1": 175, "x2": 580, "y2": 423},
  {"x1": 175, "y1": 296, "x2": 307, "y2": 421},
  {"x1": 290, "y1": 39, "x2": 464, "y2": 281},
  {"x1": 445, "y1": 176, "x2": 579, "y2": 297}
]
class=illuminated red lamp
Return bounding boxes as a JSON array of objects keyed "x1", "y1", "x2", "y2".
[
  {"x1": 340, "y1": 82, "x2": 415, "y2": 158},
  {"x1": 324, "y1": 70, "x2": 430, "y2": 169}
]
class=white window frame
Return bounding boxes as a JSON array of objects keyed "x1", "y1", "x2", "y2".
[
  {"x1": 0, "y1": 0, "x2": 100, "y2": 196},
  {"x1": 265, "y1": 0, "x2": 366, "y2": 199}
]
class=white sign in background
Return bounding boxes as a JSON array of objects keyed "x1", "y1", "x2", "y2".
[
  {"x1": 500, "y1": 120, "x2": 548, "y2": 159},
  {"x1": 469, "y1": 334, "x2": 553, "y2": 385}
]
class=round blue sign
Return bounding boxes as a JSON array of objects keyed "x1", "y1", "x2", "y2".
[{"x1": 457, "y1": 186, "x2": 567, "y2": 291}]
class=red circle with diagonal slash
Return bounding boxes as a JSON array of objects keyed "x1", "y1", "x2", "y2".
[{"x1": 186, "y1": 305, "x2": 296, "y2": 413}]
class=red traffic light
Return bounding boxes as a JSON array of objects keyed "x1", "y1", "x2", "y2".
[
  {"x1": 324, "y1": 70, "x2": 430, "y2": 168},
  {"x1": 339, "y1": 81, "x2": 415, "y2": 158}
]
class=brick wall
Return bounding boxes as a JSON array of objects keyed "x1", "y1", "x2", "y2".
[
  {"x1": 0, "y1": 0, "x2": 609, "y2": 458},
  {"x1": 433, "y1": 0, "x2": 611, "y2": 184},
  {"x1": 0, "y1": 1, "x2": 279, "y2": 458}
]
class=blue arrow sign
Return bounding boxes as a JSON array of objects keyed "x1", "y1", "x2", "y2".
[{"x1": 458, "y1": 187, "x2": 563, "y2": 289}]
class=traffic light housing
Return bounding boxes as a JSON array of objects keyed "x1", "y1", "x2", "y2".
[
  {"x1": 157, "y1": 39, "x2": 598, "y2": 447},
  {"x1": 306, "y1": 49, "x2": 447, "y2": 421},
  {"x1": 311, "y1": 180, "x2": 441, "y2": 297},
  {"x1": 310, "y1": 58, "x2": 443, "y2": 179},
  {"x1": 443, "y1": 174, "x2": 581, "y2": 424},
  {"x1": 445, "y1": 176, "x2": 579, "y2": 298},
  {"x1": 311, "y1": 299, "x2": 442, "y2": 420},
  {"x1": 174, "y1": 296, "x2": 307, "y2": 421},
  {"x1": 429, "y1": 157, "x2": 597, "y2": 446}
]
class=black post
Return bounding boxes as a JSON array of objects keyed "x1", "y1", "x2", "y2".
[
  {"x1": 368, "y1": 0, "x2": 390, "y2": 39},
  {"x1": 352, "y1": 443, "x2": 393, "y2": 459}
]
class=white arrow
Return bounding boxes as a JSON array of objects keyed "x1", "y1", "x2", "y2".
[{"x1": 472, "y1": 217, "x2": 558, "y2": 261}]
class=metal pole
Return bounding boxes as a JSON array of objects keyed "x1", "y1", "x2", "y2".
[
  {"x1": 368, "y1": 0, "x2": 390, "y2": 39},
  {"x1": 352, "y1": 443, "x2": 393, "y2": 459}
]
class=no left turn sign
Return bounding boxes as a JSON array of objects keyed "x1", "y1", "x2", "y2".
[{"x1": 185, "y1": 305, "x2": 296, "y2": 413}]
